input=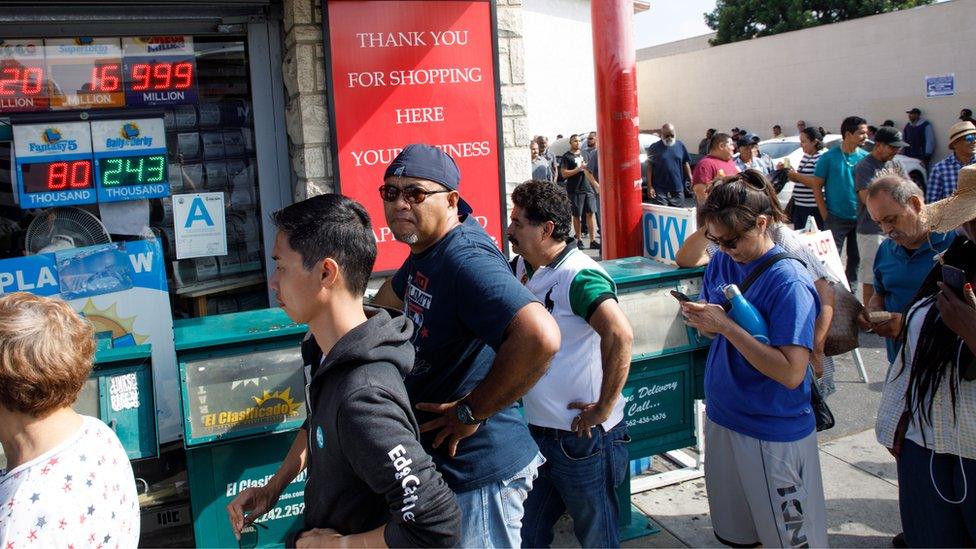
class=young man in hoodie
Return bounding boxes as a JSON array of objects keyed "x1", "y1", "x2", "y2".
[{"x1": 226, "y1": 194, "x2": 460, "y2": 548}]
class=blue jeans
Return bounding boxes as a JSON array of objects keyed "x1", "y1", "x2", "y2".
[
  {"x1": 455, "y1": 452, "x2": 545, "y2": 548},
  {"x1": 521, "y1": 422, "x2": 630, "y2": 548},
  {"x1": 898, "y1": 439, "x2": 976, "y2": 547}
]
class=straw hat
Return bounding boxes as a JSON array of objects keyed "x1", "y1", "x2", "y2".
[
  {"x1": 947, "y1": 121, "x2": 976, "y2": 149},
  {"x1": 926, "y1": 163, "x2": 976, "y2": 232}
]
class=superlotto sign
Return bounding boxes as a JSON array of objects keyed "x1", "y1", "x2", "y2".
[
  {"x1": 13, "y1": 122, "x2": 97, "y2": 208},
  {"x1": 91, "y1": 118, "x2": 170, "y2": 202}
]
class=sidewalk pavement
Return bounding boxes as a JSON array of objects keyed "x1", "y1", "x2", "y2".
[{"x1": 552, "y1": 332, "x2": 900, "y2": 548}]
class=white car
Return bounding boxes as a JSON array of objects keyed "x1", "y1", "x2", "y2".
[{"x1": 757, "y1": 135, "x2": 928, "y2": 209}]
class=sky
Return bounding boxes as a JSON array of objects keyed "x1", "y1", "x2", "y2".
[{"x1": 632, "y1": 0, "x2": 718, "y2": 50}]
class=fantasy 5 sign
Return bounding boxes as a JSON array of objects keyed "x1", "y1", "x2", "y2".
[{"x1": 13, "y1": 117, "x2": 169, "y2": 208}]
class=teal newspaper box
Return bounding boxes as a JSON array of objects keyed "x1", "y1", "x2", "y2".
[
  {"x1": 174, "y1": 308, "x2": 308, "y2": 548},
  {"x1": 598, "y1": 257, "x2": 709, "y2": 538},
  {"x1": 92, "y1": 344, "x2": 158, "y2": 460}
]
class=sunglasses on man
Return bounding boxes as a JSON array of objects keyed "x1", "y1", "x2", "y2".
[{"x1": 378, "y1": 184, "x2": 451, "y2": 204}]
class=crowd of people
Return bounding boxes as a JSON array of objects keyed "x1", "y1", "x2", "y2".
[{"x1": 1, "y1": 106, "x2": 975, "y2": 548}]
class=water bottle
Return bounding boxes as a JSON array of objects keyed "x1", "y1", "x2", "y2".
[{"x1": 723, "y1": 284, "x2": 770, "y2": 344}]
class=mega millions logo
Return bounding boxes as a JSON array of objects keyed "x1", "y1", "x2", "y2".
[
  {"x1": 132, "y1": 36, "x2": 187, "y2": 53},
  {"x1": 200, "y1": 387, "x2": 303, "y2": 429}
]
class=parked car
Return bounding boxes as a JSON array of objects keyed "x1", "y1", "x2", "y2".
[
  {"x1": 756, "y1": 135, "x2": 928, "y2": 209},
  {"x1": 757, "y1": 134, "x2": 841, "y2": 209}
]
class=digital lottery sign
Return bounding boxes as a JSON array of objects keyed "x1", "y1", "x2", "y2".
[
  {"x1": 0, "y1": 40, "x2": 49, "y2": 112},
  {"x1": 13, "y1": 122, "x2": 97, "y2": 208},
  {"x1": 91, "y1": 118, "x2": 170, "y2": 202},
  {"x1": 12, "y1": 117, "x2": 169, "y2": 208},
  {"x1": 0, "y1": 36, "x2": 198, "y2": 114}
]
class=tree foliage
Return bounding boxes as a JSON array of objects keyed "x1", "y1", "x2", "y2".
[{"x1": 704, "y1": 0, "x2": 935, "y2": 46}]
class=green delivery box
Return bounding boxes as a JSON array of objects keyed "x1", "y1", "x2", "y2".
[
  {"x1": 175, "y1": 308, "x2": 309, "y2": 547},
  {"x1": 598, "y1": 257, "x2": 710, "y2": 457}
]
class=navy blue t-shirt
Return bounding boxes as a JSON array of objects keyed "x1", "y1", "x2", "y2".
[
  {"x1": 647, "y1": 140, "x2": 691, "y2": 193},
  {"x1": 391, "y1": 216, "x2": 539, "y2": 492},
  {"x1": 700, "y1": 246, "x2": 820, "y2": 442}
]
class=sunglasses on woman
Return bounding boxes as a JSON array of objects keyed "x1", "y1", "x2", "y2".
[
  {"x1": 705, "y1": 220, "x2": 758, "y2": 250},
  {"x1": 705, "y1": 230, "x2": 745, "y2": 249},
  {"x1": 378, "y1": 184, "x2": 451, "y2": 204}
]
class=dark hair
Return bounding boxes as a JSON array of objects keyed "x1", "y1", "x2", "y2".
[
  {"x1": 706, "y1": 128, "x2": 716, "y2": 136},
  {"x1": 773, "y1": 125, "x2": 781, "y2": 131},
  {"x1": 709, "y1": 132, "x2": 731, "y2": 151},
  {"x1": 868, "y1": 125, "x2": 878, "y2": 134},
  {"x1": 569, "y1": 133, "x2": 579, "y2": 141},
  {"x1": 800, "y1": 127, "x2": 824, "y2": 149},
  {"x1": 699, "y1": 169, "x2": 786, "y2": 233},
  {"x1": 900, "y1": 238, "x2": 976, "y2": 430},
  {"x1": 840, "y1": 116, "x2": 867, "y2": 137},
  {"x1": 882, "y1": 120, "x2": 895, "y2": 127},
  {"x1": 271, "y1": 194, "x2": 376, "y2": 296},
  {"x1": 511, "y1": 180, "x2": 573, "y2": 242}
]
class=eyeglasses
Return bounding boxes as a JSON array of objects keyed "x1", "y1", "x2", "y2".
[
  {"x1": 704, "y1": 222, "x2": 756, "y2": 250},
  {"x1": 704, "y1": 230, "x2": 745, "y2": 249},
  {"x1": 378, "y1": 184, "x2": 451, "y2": 204},
  {"x1": 964, "y1": 134, "x2": 976, "y2": 144}
]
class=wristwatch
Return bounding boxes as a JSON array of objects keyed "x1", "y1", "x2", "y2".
[{"x1": 455, "y1": 401, "x2": 487, "y2": 426}]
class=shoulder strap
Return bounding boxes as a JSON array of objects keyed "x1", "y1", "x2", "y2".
[
  {"x1": 509, "y1": 256, "x2": 519, "y2": 276},
  {"x1": 739, "y1": 252, "x2": 807, "y2": 294}
]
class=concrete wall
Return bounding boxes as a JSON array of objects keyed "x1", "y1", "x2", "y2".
[
  {"x1": 636, "y1": 0, "x2": 976, "y2": 163},
  {"x1": 521, "y1": 0, "x2": 597, "y2": 140},
  {"x1": 281, "y1": 0, "x2": 531, "y2": 201}
]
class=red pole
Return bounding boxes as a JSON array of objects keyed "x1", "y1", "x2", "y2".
[{"x1": 592, "y1": 1, "x2": 642, "y2": 260}]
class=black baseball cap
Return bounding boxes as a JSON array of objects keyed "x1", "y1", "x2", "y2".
[
  {"x1": 874, "y1": 126, "x2": 910, "y2": 148},
  {"x1": 384, "y1": 144, "x2": 472, "y2": 215},
  {"x1": 906, "y1": 107, "x2": 921, "y2": 115},
  {"x1": 961, "y1": 108, "x2": 973, "y2": 120}
]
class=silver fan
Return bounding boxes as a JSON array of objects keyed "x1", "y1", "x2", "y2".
[{"x1": 25, "y1": 207, "x2": 111, "y2": 255}]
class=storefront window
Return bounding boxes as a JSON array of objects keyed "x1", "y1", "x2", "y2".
[{"x1": 0, "y1": 35, "x2": 268, "y2": 319}]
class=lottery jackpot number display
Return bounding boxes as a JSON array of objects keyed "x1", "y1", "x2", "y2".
[
  {"x1": 0, "y1": 65, "x2": 45, "y2": 96},
  {"x1": 22, "y1": 160, "x2": 93, "y2": 193},
  {"x1": 89, "y1": 63, "x2": 121, "y2": 92},
  {"x1": 130, "y1": 61, "x2": 194, "y2": 91},
  {"x1": 99, "y1": 155, "x2": 166, "y2": 187}
]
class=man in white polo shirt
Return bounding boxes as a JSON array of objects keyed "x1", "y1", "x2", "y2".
[{"x1": 507, "y1": 179, "x2": 634, "y2": 548}]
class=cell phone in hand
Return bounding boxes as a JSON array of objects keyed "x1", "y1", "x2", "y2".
[
  {"x1": 942, "y1": 265, "x2": 966, "y2": 297},
  {"x1": 670, "y1": 289, "x2": 692, "y2": 303}
]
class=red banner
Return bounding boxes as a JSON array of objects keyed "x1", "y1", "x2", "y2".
[{"x1": 325, "y1": 0, "x2": 503, "y2": 272}]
